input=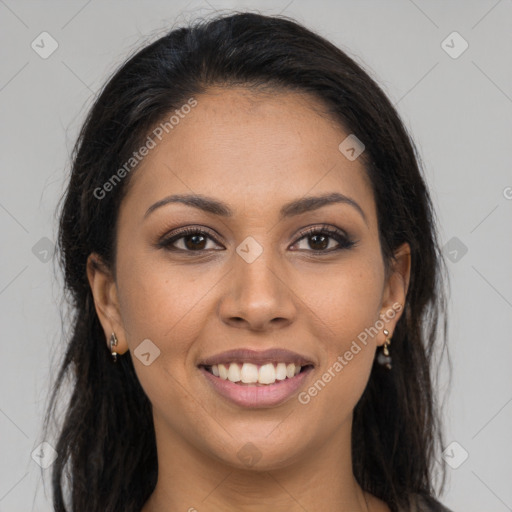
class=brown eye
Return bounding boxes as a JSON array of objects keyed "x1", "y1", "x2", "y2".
[
  {"x1": 307, "y1": 233, "x2": 330, "y2": 251},
  {"x1": 159, "y1": 228, "x2": 222, "y2": 252},
  {"x1": 181, "y1": 233, "x2": 208, "y2": 251},
  {"x1": 291, "y1": 226, "x2": 356, "y2": 253},
  {"x1": 158, "y1": 225, "x2": 356, "y2": 255}
]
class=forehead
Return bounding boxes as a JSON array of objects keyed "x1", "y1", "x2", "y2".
[{"x1": 120, "y1": 87, "x2": 375, "y2": 222}]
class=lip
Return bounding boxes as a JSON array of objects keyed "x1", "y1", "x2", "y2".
[
  {"x1": 197, "y1": 348, "x2": 315, "y2": 367},
  {"x1": 199, "y1": 365, "x2": 314, "y2": 408}
]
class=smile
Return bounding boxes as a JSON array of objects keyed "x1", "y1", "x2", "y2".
[
  {"x1": 199, "y1": 363, "x2": 314, "y2": 408},
  {"x1": 204, "y1": 361, "x2": 311, "y2": 385}
]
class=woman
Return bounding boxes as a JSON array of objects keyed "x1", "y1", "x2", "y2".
[{"x1": 44, "y1": 11, "x2": 453, "y2": 512}]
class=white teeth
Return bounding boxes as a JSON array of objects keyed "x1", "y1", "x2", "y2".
[
  {"x1": 227, "y1": 362, "x2": 241, "y2": 382},
  {"x1": 209, "y1": 362, "x2": 306, "y2": 385},
  {"x1": 240, "y1": 363, "x2": 259, "y2": 383},
  {"x1": 218, "y1": 363, "x2": 229, "y2": 380},
  {"x1": 275, "y1": 362, "x2": 287, "y2": 381},
  {"x1": 258, "y1": 363, "x2": 276, "y2": 384}
]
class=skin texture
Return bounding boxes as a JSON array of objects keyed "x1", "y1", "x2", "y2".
[{"x1": 87, "y1": 87, "x2": 410, "y2": 512}]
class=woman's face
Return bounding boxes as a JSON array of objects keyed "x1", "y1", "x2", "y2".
[{"x1": 88, "y1": 87, "x2": 410, "y2": 471}]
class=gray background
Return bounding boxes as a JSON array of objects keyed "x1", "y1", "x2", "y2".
[{"x1": 1, "y1": 1, "x2": 511, "y2": 510}]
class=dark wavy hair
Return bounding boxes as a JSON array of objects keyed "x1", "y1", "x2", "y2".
[{"x1": 43, "y1": 10, "x2": 451, "y2": 512}]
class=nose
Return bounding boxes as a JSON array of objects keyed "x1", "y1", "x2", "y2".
[{"x1": 218, "y1": 247, "x2": 297, "y2": 332}]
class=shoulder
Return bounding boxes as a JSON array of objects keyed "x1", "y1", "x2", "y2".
[
  {"x1": 369, "y1": 491, "x2": 454, "y2": 512},
  {"x1": 409, "y1": 493, "x2": 454, "y2": 512}
]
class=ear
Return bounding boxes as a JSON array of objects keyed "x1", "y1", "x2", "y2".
[
  {"x1": 377, "y1": 242, "x2": 411, "y2": 346},
  {"x1": 86, "y1": 253, "x2": 128, "y2": 356}
]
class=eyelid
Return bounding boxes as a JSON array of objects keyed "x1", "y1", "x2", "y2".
[{"x1": 294, "y1": 223, "x2": 349, "y2": 241}]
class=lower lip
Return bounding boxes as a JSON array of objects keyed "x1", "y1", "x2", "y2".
[{"x1": 199, "y1": 366, "x2": 314, "y2": 408}]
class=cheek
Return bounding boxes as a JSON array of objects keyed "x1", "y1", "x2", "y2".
[
  {"x1": 294, "y1": 254, "x2": 384, "y2": 409},
  {"x1": 116, "y1": 248, "x2": 213, "y2": 345},
  {"x1": 301, "y1": 255, "x2": 384, "y2": 348},
  {"x1": 297, "y1": 282, "x2": 380, "y2": 425},
  {"x1": 115, "y1": 253, "x2": 205, "y2": 411}
]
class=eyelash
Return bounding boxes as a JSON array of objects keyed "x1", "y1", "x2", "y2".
[{"x1": 157, "y1": 224, "x2": 357, "y2": 255}]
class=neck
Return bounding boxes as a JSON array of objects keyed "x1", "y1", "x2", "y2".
[{"x1": 142, "y1": 413, "x2": 374, "y2": 512}]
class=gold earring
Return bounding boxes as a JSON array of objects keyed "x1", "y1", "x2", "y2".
[
  {"x1": 109, "y1": 332, "x2": 118, "y2": 363},
  {"x1": 377, "y1": 328, "x2": 392, "y2": 370}
]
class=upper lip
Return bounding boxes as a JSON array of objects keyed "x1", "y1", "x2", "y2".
[{"x1": 198, "y1": 348, "x2": 315, "y2": 367}]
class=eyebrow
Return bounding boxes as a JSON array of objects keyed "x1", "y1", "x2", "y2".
[{"x1": 144, "y1": 192, "x2": 368, "y2": 225}]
